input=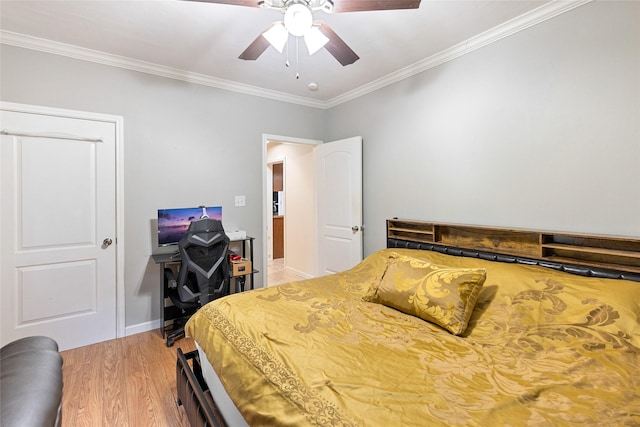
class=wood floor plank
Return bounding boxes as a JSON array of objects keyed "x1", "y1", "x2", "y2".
[
  {"x1": 126, "y1": 359, "x2": 159, "y2": 426},
  {"x1": 61, "y1": 330, "x2": 196, "y2": 427},
  {"x1": 102, "y1": 339, "x2": 129, "y2": 427},
  {"x1": 63, "y1": 342, "x2": 105, "y2": 426}
]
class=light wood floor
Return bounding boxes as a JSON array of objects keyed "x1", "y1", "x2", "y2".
[
  {"x1": 60, "y1": 330, "x2": 196, "y2": 427},
  {"x1": 59, "y1": 262, "x2": 304, "y2": 426},
  {"x1": 267, "y1": 258, "x2": 307, "y2": 286}
]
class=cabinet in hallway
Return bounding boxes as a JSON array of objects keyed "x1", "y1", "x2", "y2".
[
  {"x1": 273, "y1": 163, "x2": 283, "y2": 192},
  {"x1": 272, "y1": 162, "x2": 284, "y2": 259},
  {"x1": 273, "y1": 216, "x2": 284, "y2": 259}
]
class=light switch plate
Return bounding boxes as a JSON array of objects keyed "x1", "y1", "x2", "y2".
[{"x1": 235, "y1": 195, "x2": 246, "y2": 207}]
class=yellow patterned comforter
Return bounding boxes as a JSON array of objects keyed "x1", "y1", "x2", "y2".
[{"x1": 185, "y1": 249, "x2": 640, "y2": 426}]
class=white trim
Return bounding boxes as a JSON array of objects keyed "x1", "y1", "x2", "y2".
[
  {"x1": 0, "y1": 0, "x2": 591, "y2": 109},
  {"x1": 325, "y1": 0, "x2": 593, "y2": 108},
  {"x1": 0, "y1": 129, "x2": 103, "y2": 142},
  {"x1": 115, "y1": 114, "x2": 125, "y2": 339},
  {"x1": 263, "y1": 134, "x2": 324, "y2": 146},
  {"x1": 0, "y1": 101, "x2": 126, "y2": 339},
  {"x1": 285, "y1": 266, "x2": 315, "y2": 281},
  {"x1": 0, "y1": 30, "x2": 326, "y2": 110},
  {"x1": 125, "y1": 319, "x2": 160, "y2": 337}
]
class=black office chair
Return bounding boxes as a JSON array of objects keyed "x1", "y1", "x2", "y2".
[{"x1": 165, "y1": 218, "x2": 230, "y2": 347}]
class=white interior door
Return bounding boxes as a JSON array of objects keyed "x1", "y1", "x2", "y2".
[
  {"x1": 315, "y1": 136, "x2": 363, "y2": 275},
  {"x1": 1, "y1": 106, "x2": 118, "y2": 351}
]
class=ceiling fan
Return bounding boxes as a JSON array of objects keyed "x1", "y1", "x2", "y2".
[{"x1": 186, "y1": 0, "x2": 422, "y2": 66}]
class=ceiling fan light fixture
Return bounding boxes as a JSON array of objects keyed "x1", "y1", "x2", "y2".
[
  {"x1": 304, "y1": 26, "x2": 329, "y2": 55},
  {"x1": 284, "y1": 3, "x2": 313, "y2": 37},
  {"x1": 262, "y1": 22, "x2": 288, "y2": 53}
]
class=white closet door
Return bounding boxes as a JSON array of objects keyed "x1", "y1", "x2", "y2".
[{"x1": 1, "y1": 107, "x2": 118, "y2": 350}]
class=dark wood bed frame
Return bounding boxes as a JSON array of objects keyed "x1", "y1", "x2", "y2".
[
  {"x1": 386, "y1": 219, "x2": 640, "y2": 282},
  {"x1": 176, "y1": 348, "x2": 226, "y2": 427},
  {"x1": 175, "y1": 219, "x2": 640, "y2": 427}
]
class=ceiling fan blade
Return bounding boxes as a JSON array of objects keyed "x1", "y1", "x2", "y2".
[
  {"x1": 316, "y1": 21, "x2": 359, "y2": 66},
  {"x1": 331, "y1": 0, "x2": 421, "y2": 13},
  {"x1": 181, "y1": 0, "x2": 261, "y2": 7},
  {"x1": 238, "y1": 24, "x2": 274, "y2": 60}
]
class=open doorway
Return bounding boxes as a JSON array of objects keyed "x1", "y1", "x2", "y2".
[{"x1": 263, "y1": 135, "x2": 321, "y2": 287}]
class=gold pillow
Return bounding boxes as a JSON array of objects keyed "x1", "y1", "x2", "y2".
[{"x1": 363, "y1": 254, "x2": 487, "y2": 335}]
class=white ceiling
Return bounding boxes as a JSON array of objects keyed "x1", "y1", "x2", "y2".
[{"x1": 1, "y1": 0, "x2": 560, "y2": 106}]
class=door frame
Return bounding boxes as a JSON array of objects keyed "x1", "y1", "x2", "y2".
[
  {"x1": 262, "y1": 133, "x2": 322, "y2": 287},
  {"x1": 1, "y1": 101, "x2": 126, "y2": 338}
]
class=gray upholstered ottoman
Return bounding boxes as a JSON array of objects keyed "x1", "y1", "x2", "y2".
[{"x1": 1, "y1": 336, "x2": 63, "y2": 427}]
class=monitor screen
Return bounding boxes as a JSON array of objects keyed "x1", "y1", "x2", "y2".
[{"x1": 157, "y1": 206, "x2": 223, "y2": 247}]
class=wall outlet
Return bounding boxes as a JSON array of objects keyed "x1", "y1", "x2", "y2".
[{"x1": 235, "y1": 195, "x2": 246, "y2": 207}]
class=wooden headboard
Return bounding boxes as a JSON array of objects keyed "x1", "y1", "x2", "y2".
[{"x1": 387, "y1": 219, "x2": 640, "y2": 282}]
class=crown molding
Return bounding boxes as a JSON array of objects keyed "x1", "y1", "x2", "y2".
[
  {"x1": 0, "y1": 30, "x2": 326, "y2": 109},
  {"x1": 325, "y1": 0, "x2": 592, "y2": 108},
  {"x1": 1, "y1": 0, "x2": 591, "y2": 110}
]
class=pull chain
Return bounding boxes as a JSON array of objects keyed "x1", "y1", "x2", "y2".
[
  {"x1": 296, "y1": 36, "x2": 300, "y2": 79},
  {"x1": 285, "y1": 33, "x2": 290, "y2": 68},
  {"x1": 282, "y1": 34, "x2": 300, "y2": 80}
]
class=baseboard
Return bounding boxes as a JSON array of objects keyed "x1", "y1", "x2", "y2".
[
  {"x1": 286, "y1": 266, "x2": 315, "y2": 280},
  {"x1": 125, "y1": 319, "x2": 160, "y2": 336}
]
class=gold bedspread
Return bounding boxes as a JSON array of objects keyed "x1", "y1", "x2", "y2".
[{"x1": 186, "y1": 249, "x2": 640, "y2": 426}]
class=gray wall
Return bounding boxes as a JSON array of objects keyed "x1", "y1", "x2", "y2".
[
  {"x1": 326, "y1": 0, "x2": 640, "y2": 255},
  {"x1": 2, "y1": 1, "x2": 639, "y2": 331},
  {"x1": 0, "y1": 46, "x2": 326, "y2": 330}
]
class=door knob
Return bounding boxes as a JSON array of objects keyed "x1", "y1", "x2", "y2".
[
  {"x1": 103, "y1": 238, "x2": 113, "y2": 247},
  {"x1": 351, "y1": 226, "x2": 359, "y2": 233}
]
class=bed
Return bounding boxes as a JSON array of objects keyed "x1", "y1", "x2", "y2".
[{"x1": 177, "y1": 219, "x2": 640, "y2": 426}]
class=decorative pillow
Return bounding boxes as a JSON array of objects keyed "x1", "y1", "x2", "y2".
[{"x1": 363, "y1": 254, "x2": 487, "y2": 335}]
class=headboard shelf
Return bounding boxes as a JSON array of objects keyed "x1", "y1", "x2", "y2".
[
  {"x1": 387, "y1": 220, "x2": 435, "y2": 244},
  {"x1": 543, "y1": 256, "x2": 640, "y2": 274},
  {"x1": 435, "y1": 224, "x2": 541, "y2": 258},
  {"x1": 387, "y1": 219, "x2": 640, "y2": 276},
  {"x1": 541, "y1": 243, "x2": 640, "y2": 259}
]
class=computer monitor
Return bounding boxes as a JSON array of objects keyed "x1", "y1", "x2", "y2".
[{"x1": 157, "y1": 205, "x2": 223, "y2": 247}]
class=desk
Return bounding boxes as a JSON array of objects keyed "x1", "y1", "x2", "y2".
[{"x1": 151, "y1": 236, "x2": 257, "y2": 338}]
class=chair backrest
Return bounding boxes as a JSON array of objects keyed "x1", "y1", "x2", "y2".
[{"x1": 176, "y1": 218, "x2": 230, "y2": 305}]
